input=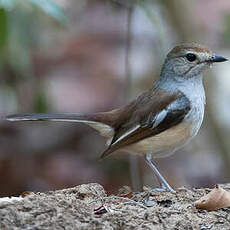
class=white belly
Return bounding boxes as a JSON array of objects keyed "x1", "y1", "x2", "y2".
[{"x1": 122, "y1": 121, "x2": 193, "y2": 158}]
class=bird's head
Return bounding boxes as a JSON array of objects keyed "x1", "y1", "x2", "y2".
[{"x1": 162, "y1": 43, "x2": 228, "y2": 79}]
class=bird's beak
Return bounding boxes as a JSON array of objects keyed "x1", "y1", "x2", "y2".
[{"x1": 209, "y1": 55, "x2": 228, "y2": 63}]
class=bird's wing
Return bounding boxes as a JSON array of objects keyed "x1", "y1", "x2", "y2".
[{"x1": 100, "y1": 89, "x2": 191, "y2": 158}]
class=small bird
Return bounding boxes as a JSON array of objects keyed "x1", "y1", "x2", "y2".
[{"x1": 6, "y1": 43, "x2": 228, "y2": 195}]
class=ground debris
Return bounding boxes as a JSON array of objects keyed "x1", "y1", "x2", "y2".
[{"x1": 1, "y1": 183, "x2": 230, "y2": 229}]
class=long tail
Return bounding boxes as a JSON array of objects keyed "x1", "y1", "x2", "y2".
[
  {"x1": 6, "y1": 113, "x2": 97, "y2": 122},
  {"x1": 6, "y1": 113, "x2": 114, "y2": 138}
]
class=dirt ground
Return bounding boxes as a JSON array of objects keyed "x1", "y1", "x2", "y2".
[{"x1": 1, "y1": 183, "x2": 230, "y2": 229}]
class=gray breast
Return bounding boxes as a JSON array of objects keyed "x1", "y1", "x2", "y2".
[{"x1": 183, "y1": 78, "x2": 206, "y2": 137}]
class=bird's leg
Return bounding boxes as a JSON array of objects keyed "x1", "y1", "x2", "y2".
[
  {"x1": 144, "y1": 153, "x2": 176, "y2": 206},
  {"x1": 145, "y1": 153, "x2": 175, "y2": 192}
]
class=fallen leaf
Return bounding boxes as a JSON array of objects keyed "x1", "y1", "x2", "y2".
[
  {"x1": 21, "y1": 191, "x2": 33, "y2": 198},
  {"x1": 117, "y1": 186, "x2": 132, "y2": 197},
  {"x1": 195, "y1": 185, "x2": 230, "y2": 211}
]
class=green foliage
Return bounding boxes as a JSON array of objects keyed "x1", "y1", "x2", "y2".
[
  {"x1": 0, "y1": 0, "x2": 67, "y2": 23},
  {"x1": 223, "y1": 13, "x2": 230, "y2": 46},
  {"x1": 109, "y1": 0, "x2": 145, "y2": 7},
  {"x1": 34, "y1": 91, "x2": 48, "y2": 113},
  {"x1": 29, "y1": 0, "x2": 67, "y2": 24},
  {"x1": 0, "y1": 8, "x2": 7, "y2": 56},
  {"x1": 0, "y1": 0, "x2": 17, "y2": 10},
  {"x1": 0, "y1": 0, "x2": 68, "y2": 74},
  {"x1": 0, "y1": 0, "x2": 67, "y2": 110}
]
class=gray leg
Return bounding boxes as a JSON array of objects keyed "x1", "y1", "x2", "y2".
[
  {"x1": 144, "y1": 154, "x2": 175, "y2": 206},
  {"x1": 145, "y1": 153, "x2": 176, "y2": 193}
]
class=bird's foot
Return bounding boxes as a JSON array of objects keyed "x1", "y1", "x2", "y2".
[{"x1": 144, "y1": 184, "x2": 176, "y2": 207}]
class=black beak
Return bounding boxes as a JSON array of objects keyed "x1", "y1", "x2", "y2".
[{"x1": 209, "y1": 55, "x2": 228, "y2": 63}]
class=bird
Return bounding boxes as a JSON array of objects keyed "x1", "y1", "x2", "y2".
[{"x1": 6, "y1": 43, "x2": 228, "y2": 197}]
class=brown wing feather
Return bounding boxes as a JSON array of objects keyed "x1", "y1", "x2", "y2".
[{"x1": 100, "y1": 88, "x2": 190, "y2": 158}]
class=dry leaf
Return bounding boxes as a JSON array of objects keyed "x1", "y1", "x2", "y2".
[
  {"x1": 195, "y1": 185, "x2": 230, "y2": 211},
  {"x1": 117, "y1": 186, "x2": 132, "y2": 197},
  {"x1": 21, "y1": 191, "x2": 33, "y2": 198}
]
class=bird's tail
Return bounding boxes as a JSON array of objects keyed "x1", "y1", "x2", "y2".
[
  {"x1": 6, "y1": 113, "x2": 115, "y2": 138},
  {"x1": 6, "y1": 113, "x2": 98, "y2": 122}
]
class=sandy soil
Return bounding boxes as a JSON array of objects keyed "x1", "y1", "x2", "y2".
[{"x1": 1, "y1": 183, "x2": 230, "y2": 229}]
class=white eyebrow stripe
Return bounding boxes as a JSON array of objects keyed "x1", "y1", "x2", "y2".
[{"x1": 112, "y1": 124, "x2": 140, "y2": 145}]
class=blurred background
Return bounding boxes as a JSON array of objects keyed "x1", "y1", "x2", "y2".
[{"x1": 0, "y1": 0, "x2": 230, "y2": 197}]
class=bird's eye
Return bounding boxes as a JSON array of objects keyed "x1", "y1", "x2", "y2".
[{"x1": 186, "y1": 53, "x2": 196, "y2": 62}]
